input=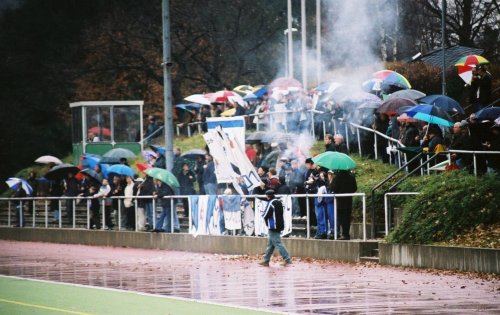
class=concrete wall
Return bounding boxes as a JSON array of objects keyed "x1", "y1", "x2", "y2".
[
  {"x1": 379, "y1": 243, "x2": 500, "y2": 274},
  {"x1": 0, "y1": 228, "x2": 378, "y2": 263}
]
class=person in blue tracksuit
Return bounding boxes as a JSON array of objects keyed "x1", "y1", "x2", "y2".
[{"x1": 258, "y1": 190, "x2": 292, "y2": 267}]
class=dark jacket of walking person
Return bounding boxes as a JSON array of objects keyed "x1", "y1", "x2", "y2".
[
  {"x1": 330, "y1": 170, "x2": 357, "y2": 240},
  {"x1": 259, "y1": 190, "x2": 292, "y2": 267}
]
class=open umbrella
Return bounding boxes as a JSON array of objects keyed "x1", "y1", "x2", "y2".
[
  {"x1": 175, "y1": 103, "x2": 202, "y2": 114},
  {"x1": 245, "y1": 131, "x2": 267, "y2": 144},
  {"x1": 35, "y1": 155, "x2": 63, "y2": 165},
  {"x1": 373, "y1": 70, "x2": 411, "y2": 90},
  {"x1": 106, "y1": 164, "x2": 135, "y2": 177},
  {"x1": 221, "y1": 108, "x2": 236, "y2": 117},
  {"x1": 210, "y1": 90, "x2": 241, "y2": 103},
  {"x1": 135, "y1": 162, "x2": 152, "y2": 173},
  {"x1": 269, "y1": 77, "x2": 303, "y2": 90},
  {"x1": 184, "y1": 94, "x2": 211, "y2": 106},
  {"x1": 314, "y1": 81, "x2": 343, "y2": 94},
  {"x1": 418, "y1": 95, "x2": 464, "y2": 114},
  {"x1": 144, "y1": 167, "x2": 180, "y2": 188},
  {"x1": 474, "y1": 107, "x2": 500, "y2": 122},
  {"x1": 243, "y1": 93, "x2": 259, "y2": 102},
  {"x1": 79, "y1": 168, "x2": 102, "y2": 183},
  {"x1": 404, "y1": 104, "x2": 454, "y2": 127},
  {"x1": 150, "y1": 145, "x2": 166, "y2": 156},
  {"x1": 377, "y1": 98, "x2": 417, "y2": 115},
  {"x1": 454, "y1": 54, "x2": 489, "y2": 67},
  {"x1": 88, "y1": 126, "x2": 111, "y2": 137},
  {"x1": 6, "y1": 177, "x2": 33, "y2": 195},
  {"x1": 357, "y1": 101, "x2": 381, "y2": 110},
  {"x1": 181, "y1": 149, "x2": 207, "y2": 159},
  {"x1": 103, "y1": 148, "x2": 136, "y2": 159},
  {"x1": 81, "y1": 153, "x2": 101, "y2": 170},
  {"x1": 233, "y1": 85, "x2": 254, "y2": 96},
  {"x1": 386, "y1": 89, "x2": 426, "y2": 101},
  {"x1": 99, "y1": 156, "x2": 122, "y2": 164},
  {"x1": 45, "y1": 163, "x2": 80, "y2": 181},
  {"x1": 252, "y1": 85, "x2": 269, "y2": 98},
  {"x1": 312, "y1": 151, "x2": 356, "y2": 170}
]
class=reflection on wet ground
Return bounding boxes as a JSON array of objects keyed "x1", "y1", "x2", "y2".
[{"x1": 0, "y1": 240, "x2": 498, "y2": 314}]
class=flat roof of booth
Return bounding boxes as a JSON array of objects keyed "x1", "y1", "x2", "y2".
[{"x1": 69, "y1": 101, "x2": 144, "y2": 108}]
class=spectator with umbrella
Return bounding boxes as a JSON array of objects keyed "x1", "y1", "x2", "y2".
[{"x1": 6, "y1": 177, "x2": 33, "y2": 227}]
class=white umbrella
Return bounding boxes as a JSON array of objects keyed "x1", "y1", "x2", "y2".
[
  {"x1": 184, "y1": 94, "x2": 211, "y2": 105},
  {"x1": 6, "y1": 177, "x2": 33, "y2": 195},
  {"x1": 35, "y1": 155, "x2": 63, "y2": 165}
]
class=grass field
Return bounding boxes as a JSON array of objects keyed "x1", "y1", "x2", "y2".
[{"x1": 0, "y1": 276, "x2": 278, "y2": 315}]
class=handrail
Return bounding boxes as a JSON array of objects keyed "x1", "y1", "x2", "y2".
[
  {"x1": 0, "y1": 192, "x2": 367, "y2": 241},
  {"x1": 383, "y1": 192, "x2": 420, "y2": 235},
  {"x1": 370, "y1": 150, "x2": 425, "y2": 237},
  {"x1": 142, "y1": 125, "x2": 164, "y2": 144}
]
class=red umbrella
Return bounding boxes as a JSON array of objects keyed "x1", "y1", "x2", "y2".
[
  {"x1": 135, "y1": 162, "x2": 152, "y2": 173},
  {"x1": 88, "y1": 126, "x2": 111, "y2": 137},
  {"x1": 210, "y1": 90, "x2": 241, "y2": 103}
]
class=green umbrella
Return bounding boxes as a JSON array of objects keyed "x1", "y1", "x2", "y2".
[
  {"x1": 312, "y1": 151, "x2": 356, "y2": 170},
  {"x1": 144, "y1": 167, "x2": 180, "y2": 188}
]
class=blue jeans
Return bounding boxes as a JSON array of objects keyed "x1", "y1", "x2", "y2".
[
  {"x1": 314, "y1": 199, "x2": 327, "y2": 236},
  {"x1": 157, "y1": 203, "x2": 180, "y2": 232},
  {"x1": 325, "y1": 198, "x2": 335, "y2": 235},
  {"x1": 263, "y1": 230, "x2": 291, "y2": 263},
  {"x1": 204, "y1": 183, "x2": 217, "y2": 195}
]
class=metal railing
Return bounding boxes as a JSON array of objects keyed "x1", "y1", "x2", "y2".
[
  {"x1": 0, "y1": 192, "x2": 367, "y2": 240},
  {"x1": 383, "y1": 192, "x2": 420, "y2": 236}
]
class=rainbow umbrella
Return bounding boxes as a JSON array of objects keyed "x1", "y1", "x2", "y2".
[
  {"x1": 454, "y1": 55, "x2": 489, "y2": 67},
  {"x1": 373, "y1": 70, "x2": 411, "y2": 90}
]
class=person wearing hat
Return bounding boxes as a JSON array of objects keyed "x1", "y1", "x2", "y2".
[{"x1": 259, "y1": 189, "x2": 292, "y2": 267}]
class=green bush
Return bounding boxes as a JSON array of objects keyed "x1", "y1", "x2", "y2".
[{"x1": 386, "y1": 171, "x2": 500, "y2": 244}]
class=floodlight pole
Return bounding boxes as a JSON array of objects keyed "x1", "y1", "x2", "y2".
[
  {"x1": 162, "y1": 0, "x2": 174, "y2": 171},
  {"x1": 287, "y1": 0, "x2": 294, "y2": 78},
  {"x1": 441, "y1": 0, "x2": 446, "y2": 95}
]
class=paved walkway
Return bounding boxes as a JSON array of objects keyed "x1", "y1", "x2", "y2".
[{"x1": 0, "y1": 240, "x2": 498, "y2": 314}]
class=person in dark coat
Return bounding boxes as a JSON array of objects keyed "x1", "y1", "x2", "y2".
[
  {"x1": 177, "y1": 162, "x2": 197, "y2": 216},
  {"x1": 330, "y1": 170, "x2": 357, "y2": 240},
  {"x1": 63, "y1": 172, "x2": 80, "y2": 225},
  {"x1": 324, "y1": 134, "x2": 336, "y2": 152},
  {"x1": 333, "y1": 134, "x2": 348, "y2": 154},
  {"x1": 258, "y1": 189, "x2": 292, "y2": 267}
]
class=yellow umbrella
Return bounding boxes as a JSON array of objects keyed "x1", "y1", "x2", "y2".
[
  {"x1": 233, "y1": 85, "x2": 254, "y2": 96},
  {"x1": 221, "y1": 108, "x2": 236, "y2": 117}
]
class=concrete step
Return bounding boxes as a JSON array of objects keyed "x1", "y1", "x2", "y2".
[{"x1": 359, "y1": 256, "x2": 379, "y2": 263}]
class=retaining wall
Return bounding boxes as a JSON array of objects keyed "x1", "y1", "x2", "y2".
[
  {"x1": 0, "y1": 228, "x2": 378, "y2": 263},
  {"x1": 379, "y1": 243, "x2": 499, "y2": 274}
]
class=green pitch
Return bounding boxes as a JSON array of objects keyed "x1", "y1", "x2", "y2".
[{"x1": 0, "y1": 276, "x2": 277, "y2": 315}]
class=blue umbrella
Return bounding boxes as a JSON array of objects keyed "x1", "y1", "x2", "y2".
[
  {"x1": 175, "y1": 103, "x2": 202, "y2": 114},
  {"x1": 106, "y1": 164, "x2": 135, "y2": 177},
  {"x1": 81, "y1": 153, "x2": 101, "y2": 170},
  {"x1": 243, "y1": 93, "x2": 259, "y2": 102},
  {"x1": 419, "y1": 95, "x2": 464, "y2": 114},
  {"x1": 474, "y1": 107, "x2": 500, "y2": 122},
  {"x1": 6, "y1": 178, "x2": 33, "y2": 195},
  {"x1": 150, "y1": 145, "x2": 166, "y2": 156},
  {"x1": 253, "y1": 86, "x2": 268, "y2": 98},
  {"x1": 100, "y1": 163, "x2": 111, "y2": 179},
  {"x1": 404, "y1": 104, "x2": 454, "y2": 127}
]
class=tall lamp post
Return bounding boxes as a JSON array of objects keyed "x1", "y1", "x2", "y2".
[{"x1": 284, "y1": 28, "x2": 297, "y2": 77}]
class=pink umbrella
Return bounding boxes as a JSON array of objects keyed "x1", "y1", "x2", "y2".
[{"x1": 269, "y1": 77, "x2": 303, "y2": 90}]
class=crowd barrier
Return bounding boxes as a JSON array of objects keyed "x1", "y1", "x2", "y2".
[{"x1": 0, "y1": 192, "x2": 367, "y2": 241}]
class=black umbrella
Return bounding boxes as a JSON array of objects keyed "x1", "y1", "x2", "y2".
[
  {"x1": 181, "y1": 149, "x2": 207, "y2": 159},
  {"x1": 245, "y1": 131, "x2": 267, "y2": 144},
  {"x1": 80, "y1": 168, "x2": 102, "y2": 184},
  {"x1": 377, "y1": 98, "x2": 417, "y2": 115},
  {"x1": 45, "y1": 163, "x2": 80, "y2": 181}
]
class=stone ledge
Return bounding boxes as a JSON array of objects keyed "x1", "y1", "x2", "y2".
[{"x1": 379, "y1": 243, "x2": 499, "y2": 274}]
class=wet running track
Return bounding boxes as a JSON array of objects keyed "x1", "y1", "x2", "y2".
[{"x1": 0, "y1": 240, "x2": 498, "y2": 314}]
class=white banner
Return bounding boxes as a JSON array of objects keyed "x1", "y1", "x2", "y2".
[
  {"x1": 254, "y1": 195, "x2": 292, "y2": 237},
  {"x1": 206, "y1": 116, "x2": 245, "y2": 147},
  {"x1": 204, "y1": 125, "x2": 260, "y2": 192}
]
